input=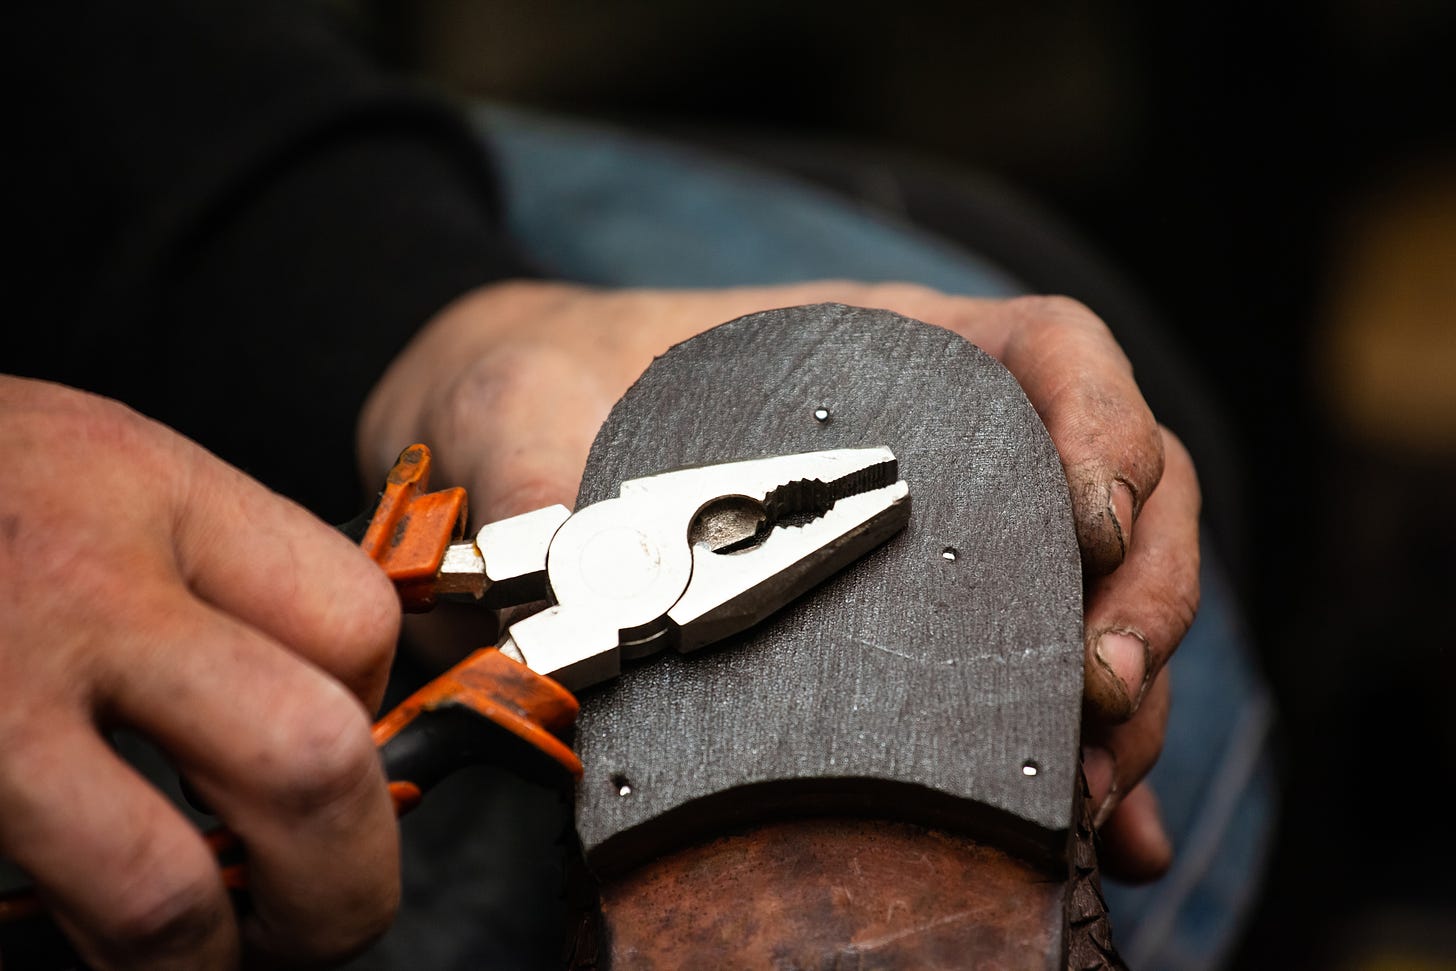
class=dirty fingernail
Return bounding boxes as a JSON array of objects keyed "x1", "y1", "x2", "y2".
[
  {"x1": 1095, "y1": 630, "x2": 1149, "y2": 714},
  {"x1": 1109, "y1": 479, "x2": 1135, "y2": 558},
  {"x1": 1082, "y1": 745, "x2": 1116, "y2": 819}
]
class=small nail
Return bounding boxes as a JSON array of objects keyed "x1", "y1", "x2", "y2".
[
  {"x1": 1082, "y1": 745, "x2": 1116, "y2": 822},
  {"x1": 1095, "y1": 629, "x2": 1149, "y2": 714},
  {"x1": 1109, "y1": 479, "x2": 1135, "y2": 559}
]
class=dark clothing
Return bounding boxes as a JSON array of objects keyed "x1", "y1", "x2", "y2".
[{"x1": 6, "y1": 0, "x2": 531, "y2": 520}]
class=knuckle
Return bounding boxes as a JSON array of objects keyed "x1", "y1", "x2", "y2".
[
  {"x1": 1006, "y1": 294, "x2": 1106, "y2": 334},
  {"x1": 430, "y1": 354, "x2": 521, "y2": 458},
  {"x1": 440, "y1": 352, "x2": 515, "y2": 424},
  {"x1": 432, "y1": 348, "x2": 574, "y2": 459},
  {"x1": 263, "y1": 689, "x2": 380, "y2": 818},
  {"x1": 0, "y1": 711, "x2": 70, "y2": 786},
  {"x1": 327, "y1": 560, "x2": 401, "y2": 687},
  {"x1": 98, "y1": 864, "x2": 227, "y2": 961},
  {"x1": 440, "y1": 343, "x2": 570, "y2": 415},
  {"x1": 1166, "y1": 577, "x2": 1202, "y2": 641},
  {"x1": 1145, "y1": 542, "x2": 1201, "y2": 638},
  {"x1": 1124, "y1": 417, "x2": 1167, "y2": 502}
]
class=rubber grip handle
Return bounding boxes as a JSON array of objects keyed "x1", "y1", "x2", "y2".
[{"x1": 373, "y1": 646, "x2": 583, "y2": 799}]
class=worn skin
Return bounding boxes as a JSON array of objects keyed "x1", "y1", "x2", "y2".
[
  {"x1": 0, "y1": 377, "x2": 403, "y2": 970},
  {"x1": 360, "y1": 279, "x2": 1202, "y2": 885}
]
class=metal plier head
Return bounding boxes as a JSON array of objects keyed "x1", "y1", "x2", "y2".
[{"x1": 439, "y1": 448, "x2": 909, "y2": 690}]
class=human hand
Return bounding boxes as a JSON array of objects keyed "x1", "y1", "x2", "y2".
[
  {"x1": 359, "y1": 279, "x2": 1199, "y2": 882},
  {"x1": 0, "y1": 377, "x2": 403, "y2": 969}
]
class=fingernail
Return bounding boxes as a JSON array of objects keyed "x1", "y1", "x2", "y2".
[
  {"x1": 1109, "y1": 479, "x2": 1135, "y2": 558},
  {"x1": 1095, "y1": 629, "x2": 1149, "y2": 714},
  {"x1": 1082, "y1": 745, "x2": 1116, "y2": 823}
]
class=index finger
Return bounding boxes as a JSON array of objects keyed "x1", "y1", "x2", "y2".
[{"x1": 164, "y1": 434, "x2": 402, "y2": 713}]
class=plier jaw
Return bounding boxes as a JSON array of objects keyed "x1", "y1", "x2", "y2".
[
  {"x1": 435, "y1": 504, "x2": 570, "y2": 608},
  {"x1": 418, "y1": 447, "x2": 909, "y2": 689},
  {"x1": 500, "y1": 447, "x2": 910, "y2": 690}
]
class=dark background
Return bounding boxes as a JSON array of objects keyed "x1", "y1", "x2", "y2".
[{"x1": 369, "y1": 3, "x2": 1456, "y2": 967}]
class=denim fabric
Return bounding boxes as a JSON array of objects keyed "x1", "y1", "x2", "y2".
[
  {"x1": 477, "y1": 106, "x2": 1024, "y2": 297},
  {"x1": 1103, "y1": 562, "x2": 1277, "y2": 970},
  {"x1": 373, "y1": 104, "x2": 1276, "y2": 971}
]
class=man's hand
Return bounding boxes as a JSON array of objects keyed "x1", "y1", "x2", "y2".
[
  {"x1": 359, "y1": 279, "x2": 1200, "y2": 882},
  {"x1": 0, "y1": 377, "x2": 403, "y2": 969}
]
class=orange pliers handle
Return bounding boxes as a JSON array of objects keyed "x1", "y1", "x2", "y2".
[
  {"x1": 354, "y1": 442, "x2": 467, "y2": 612},
  {"x1": 356, "y1": 443, "x2": 582, "y2": 783},
  {"x1": 216, "y1": 442, "x2": 583, "y2": 898}
]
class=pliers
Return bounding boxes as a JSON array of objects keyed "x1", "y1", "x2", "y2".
[
  {"x1": 361, "y1": 442, "x2": 910, "y2": 801},
  {"x1": 0, "y1": 443, "x2": 909, "y2": 929}
]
